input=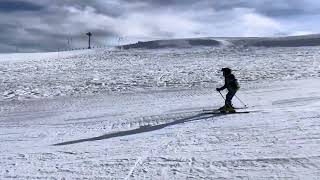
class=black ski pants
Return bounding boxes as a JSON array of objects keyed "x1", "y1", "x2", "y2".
[{"x1": 225, "y1": 90, "x2": 237, "y2": 107}]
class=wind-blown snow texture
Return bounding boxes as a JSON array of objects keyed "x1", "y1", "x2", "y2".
[
  {"x1": 0, "y1": 45, "x2": 320, "y2": 101},
  {"x1": 0, "y1": 37, "x2": 320, "y2": 179}
]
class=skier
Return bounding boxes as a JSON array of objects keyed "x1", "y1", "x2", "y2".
[{"x1": 216, "y1": 68, "x2": 240, "y2": 113}]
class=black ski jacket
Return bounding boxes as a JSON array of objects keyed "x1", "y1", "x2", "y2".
[{"x1": 218, "y1": 74, "x2": 239, "y2": 92}]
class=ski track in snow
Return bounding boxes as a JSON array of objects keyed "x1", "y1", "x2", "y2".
[{"x1": 0, "y1": 46, "x2": 320, "y2": 179}]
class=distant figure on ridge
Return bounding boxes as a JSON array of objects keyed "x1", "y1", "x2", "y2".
[{"x1": 216, "y1": 68, "x2": 240, "y2": 113}]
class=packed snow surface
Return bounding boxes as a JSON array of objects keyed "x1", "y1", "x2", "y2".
[{"x1": 0, "y1": 43, "x2": 320, "y2": 179}]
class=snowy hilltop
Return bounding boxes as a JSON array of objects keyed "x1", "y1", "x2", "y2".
[
  {"x1": 1, "y1": 35, "x2": 320, "y2": 179},
  {"x1": 120, "y1": 34, "x2": 320, "y2": 49}
]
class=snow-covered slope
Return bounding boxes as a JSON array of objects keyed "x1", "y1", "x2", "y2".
[
  {"x1": 0, "y1": 45, "x2": 320, "y2": 101},
  {"x1": 0, "y1": 38, "x2": 320, "y2": 179},
  {"x1": 1, "y1": 78, "x2": 320, "y2": 179}
]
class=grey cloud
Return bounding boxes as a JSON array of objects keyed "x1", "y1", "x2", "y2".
[
  {"x1": 122, "y1": 0, "x2": 320, "y2": 16},
  {"x1": 0, "y1": 1, "x2": 121, "y2": 52},
  {"x1": 0, "y1": 0, "x2": 44, "y2": 13},
  {"x1": 0, "y1": 0, "x2": 320, "y2": 53}
]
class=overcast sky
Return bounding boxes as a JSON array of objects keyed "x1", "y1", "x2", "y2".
[{"x1": 1, "y1": 0, "x2": 320, "y2": 53}]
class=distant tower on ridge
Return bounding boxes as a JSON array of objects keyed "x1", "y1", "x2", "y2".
[{"x1": 86, "y1": 32, "x2": 92, "y2": 49}]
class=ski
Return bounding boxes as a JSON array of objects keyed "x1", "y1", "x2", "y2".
[
  {"x1": 214, "y1": 111, "x2": 250, "y2": 114},
  {"x1": 202, "y1": 107, "x2": 251, "y2": 112},
  {"x1": 203, "y1": 110, "x2": 260, "y2": 115}
]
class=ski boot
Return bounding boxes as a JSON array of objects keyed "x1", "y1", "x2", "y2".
[
  {"x1": 220, "y1": 105, "x2": 236, "y2": 113},
  {"x1": 218, "y1": 106, "x2": 225, "y2": 111}
]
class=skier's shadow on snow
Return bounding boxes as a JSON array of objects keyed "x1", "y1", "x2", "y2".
[{"x1": 53, "y1": 112, "x2": 223, "y2": 146}]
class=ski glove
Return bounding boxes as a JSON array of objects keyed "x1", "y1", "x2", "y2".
[{"x1": 216, "y1": 88, "x2": 222, "y2": 91}]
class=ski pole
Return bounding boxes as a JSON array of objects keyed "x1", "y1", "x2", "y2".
[
  {"x1": 218, "y1": 91, "x2": 233, "y2": 109},
  {"x1": 219, "y1": 91, "x2": 244, "y2": 108},
  {"x1": 218, "y1": 91, "x2": 226, "y2": 101},
  {"x1": 235, "y1": 95, "x2": 247, "y2": 107}
]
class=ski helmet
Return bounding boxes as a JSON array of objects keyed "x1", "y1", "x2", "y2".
[{"x1": 221, "y1": 68, "x2": 232, "y2": 75}]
